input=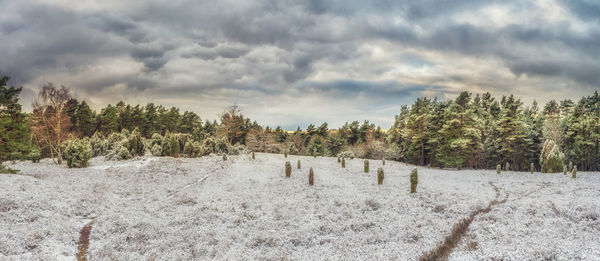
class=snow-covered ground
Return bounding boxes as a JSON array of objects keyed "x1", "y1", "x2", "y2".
[{"x1": 1, "y1": 153, "x2": 599, "y2": 260}]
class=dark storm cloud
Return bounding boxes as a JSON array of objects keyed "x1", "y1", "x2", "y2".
[{"x1": 1, "y1": 0, "x2": 599, "y2": 127}]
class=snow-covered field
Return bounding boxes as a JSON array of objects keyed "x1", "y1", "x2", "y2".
[{"x1": 1, "y1": 153, "x2": 599, "y2": 260}]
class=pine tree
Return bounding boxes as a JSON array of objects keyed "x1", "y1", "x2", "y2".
[
  {"x1": 401, "y1": 97, "x2": 432, "y2": 165},
  {"x1": 496, "y1": 95, "x2": 529, "y2": 170},
  {"x1": 436, "y1": 92, "x2": 482, "y2": 169},
  {"x1": 0, "y1": 76, "x2": 33, "y2": 161}
]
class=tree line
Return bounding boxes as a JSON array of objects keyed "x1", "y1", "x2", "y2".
[{"x1": 1, "y1": 76, "x2": 598, "y2": 172}]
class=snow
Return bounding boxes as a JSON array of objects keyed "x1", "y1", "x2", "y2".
[{"x1": 1, "y1": 153, "x2": 599, "y2": 260}]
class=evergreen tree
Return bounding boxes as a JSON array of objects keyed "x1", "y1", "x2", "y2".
[
  {"x1": 401, "y1": 97, "x2": 432, "y2": 165},
  {"x1": 496, "y1": 95, "x2": 529, "y2": 170},
  {"x1": 0, "y1": 76, "x2": 33, "y2": 161},
  {"x1": 75, "y1": 101, "x2": 95, "y2": 137},
  {"x1": 97, "y1": 104, "x2": 119, "y2": 134}
]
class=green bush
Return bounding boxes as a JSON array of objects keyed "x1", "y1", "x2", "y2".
[
  {"x1": 377, "y1": 167, "x2": 384, "y2": 185},
  {"x1": 540, "y1": 139, "x2": 565, "y2": 173},
  {"x1": 64, "y1": 139, "x2": 92, "y2": 168},
  {"x1": 297, "y1": 160, "x2": 301, "y2": 169},
  {"x1": 183, "y1": 140, "x2": 203, "y2": 157},
  {"x1": 151, "y1": 133, "x2": 163, "y2": 147},
  {"x1": 151, "y1": 144, "x2": 162, "y2": 156},
  {"x1": 215, "y1": 137, "x2": 229, "y2": 154},
  {"x1": 128, "y1": 128, "x2": 145, "y2": 157},
  {"x1": 308, "y1": 167, "x2": 314, "y2": 186},
  {"x1": 410, "y1": 168, "x2": 418, "y2": 193},
  {"x1": 337, "y1": 157, "x2": 341, "y2": 163},
  {"x1": 29, "y1": 149, "x2": 41, "y2": 163},
  {"x1": 222, "y1": 154, "x2": 227, "y2": 161},
  {"x1": 117, "y1": 146, "x2": 131, "y2": 160},
  {"x1": 252, "y1": 152, "x2": 255, "y2": 160},
  {"x1": 563, "y1": 165, "x2": 567, "y2": 175},
  {"x1": 364, "y1": 160, "x2": 369, "y2": 173},
  {"x1": 202, "y1": 137, "x2": 217, "y2": 155},
  {"x1": 572, "y1": 165, "x2": 577, "y2": 179},
  {"x1": 342, "y1": 157, "x2": 345, "y2": 168},
  {"x1": 285, "y1": 161, "x2": 291, "y2": 178},
  {"x1": 496, "y1": 164, "x2": 501, "y2": 174},
  {"x1": 90, "y1": 131, "x2": 107, "y2": 157},
  {"x1": 162, "y1": 132, "x2": 180, "y2": 158}
]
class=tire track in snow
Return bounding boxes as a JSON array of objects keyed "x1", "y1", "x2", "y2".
[{"x1": 419, "y1": 182, "x2": 508, "y2": 261}]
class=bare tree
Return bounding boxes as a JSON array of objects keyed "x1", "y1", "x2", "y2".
[{"x1": 30, "y1": 83, "x2": 72, "y2": 164}]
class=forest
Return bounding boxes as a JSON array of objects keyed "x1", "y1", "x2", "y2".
[{"x1": 1, "y1": 75, "x2": 599, "y2": 172}]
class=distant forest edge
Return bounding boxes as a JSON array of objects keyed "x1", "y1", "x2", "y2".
[{"x1": 1, "y1": 75, "x2": 599, "y2": 172}]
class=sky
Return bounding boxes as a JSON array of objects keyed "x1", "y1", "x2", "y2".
[{"x1": 1, "y1": 0, "x2": 599, "y2": 129}]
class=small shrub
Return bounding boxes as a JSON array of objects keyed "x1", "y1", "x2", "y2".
[
  {"x1": 64, "y1": 139, "x2": 92, "y2": 168},
  {"x1": 342, "y1": 157, "x2": 346, "y2": 168},
  {"x1": 284, "y1": 150, "x2": 288, "y2": 158},
  {"x1": 184, "y1": 140, "x2": 203, "y2": 157},
  {"x1": 505, "y1": 162, "x2": 510, "y2": 171},
  {"x1": 162, "y1": 132, "x2": 180, "y2": 158},
  {"x1": 117, "y1": 146, "x2": 131, "y2": 160},
  {"x1": 530, "y1": 163, "x2": 534, "y2": 174},
  {"x1": 572, "y1": 165, "x2": 577, "y2": 179},
  {"x1": 252, "y1": 152, "x2": 255, "y2": 160},
  {"x1": 364, "y1": 160, "x2": 369, "y2": 173},
  {"x1": 202, "y1": 137, "x2": 217, "y2": 155},
  {"x1": 337, "y1": 157, "x2": 341, "y2": 163},
  {"x1": 151, "y1": 144, "x2": 162, "y2": 156},
  {"x1": 285, "y1": 161, "x2": 291, "y2": 178},
  {"x1": 90, "y1": 132, "x2": 107, "y2": 157},
  {"x1": 410, "y1": 168, "x2": 418, "y2": 193},
  {"x1": 308, "y1": 167, "x2": 314, "y2": 186},
  {"x1": 215, "y1": 137, "x2": 229, "y2": 154},
  {"x1": 222, "y1": 154, "x2": 227, "y2": 161},
  {"x1": 29, "y1": 150, "x2": 41, "y2": 163},
  {"x1": 377, "y1": 168, "x2": 384, "y2": 185},
  {"x1": 563, "y1": 165, "x2": 567, "y2": 175},
  {"x1": 128, "y1": 128, "x2": 145, "y2": 157},
  {"x1": 297, "y1": 160, "x2": 301, "y2": 169},
  {"x1": 382, "y1": 158, "x2": 385, "y2": 166},
  {"x1": 496, "y1": 164, "x2": 501, "y2": 174}
]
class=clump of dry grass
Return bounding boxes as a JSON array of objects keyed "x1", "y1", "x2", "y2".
[{"x1": 309, "y1": 167, "x2": 314, "y2": 186}]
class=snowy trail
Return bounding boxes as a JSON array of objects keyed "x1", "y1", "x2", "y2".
[
  {"x1": 420, "y1": 182, "x2": 508, "y2": 261},
  {"x1": 76, "y1": 220, "x2": 94, "y2": 261}
]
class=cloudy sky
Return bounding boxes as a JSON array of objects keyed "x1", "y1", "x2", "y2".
[{"x1": 1, "y1": 0, "x2": 599, "y2": 129}]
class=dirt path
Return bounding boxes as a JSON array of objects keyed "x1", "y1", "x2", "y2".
[
  {"x1": 76, "y1": 220, "x2": 94, "y2": 261},
  {"x1": 419, "y1": 182, "x2": 508, "y2": 261}
]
